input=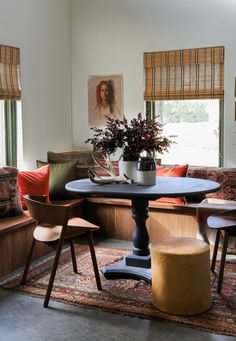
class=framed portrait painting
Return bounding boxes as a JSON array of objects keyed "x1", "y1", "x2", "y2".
[{"x1": 88, "y1": 74, "x2": 123, "y2": 126}]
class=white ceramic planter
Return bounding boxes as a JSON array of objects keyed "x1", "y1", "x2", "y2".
[{"x1": 119, "y1": 160, "x2": 138, "y2": 182}]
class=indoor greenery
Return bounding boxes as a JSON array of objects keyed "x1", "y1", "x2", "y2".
[{"x1": 85, "y1": 113, "x2": 172, "y2": 161}]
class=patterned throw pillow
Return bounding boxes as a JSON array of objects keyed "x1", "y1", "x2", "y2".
[
  {"x1": 0, "y1": 167, "x2": 23, "y2": 218},
  {"x1": 187, "y1": 167, "x2": 236, "y2": 201}
]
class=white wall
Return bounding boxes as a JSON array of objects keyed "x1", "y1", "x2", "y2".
[
  {"x1": 0, "y1": 0, "x2": 72, "y2": 169},
  {"x1": 1, "y1": 0, "x2": 235, "y2": 168},
  {"x1": 70, "y1": 0, "x2": 236, "y2": 167}
]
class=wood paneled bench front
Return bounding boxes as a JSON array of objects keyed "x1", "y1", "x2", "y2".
[{"x1": 84, "y1": 197, "x2": 199, "y2": 242}]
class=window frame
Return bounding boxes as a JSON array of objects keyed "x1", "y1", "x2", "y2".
[
  {"x1": 0, "y1": 100, "x2": 23, "y2": 168},
  {"x1": 0, "y1": 101, "x2": 6, "y2": 167},
  {"x1": 145, "y1": 99, "x2": 224, "y2": 167}
]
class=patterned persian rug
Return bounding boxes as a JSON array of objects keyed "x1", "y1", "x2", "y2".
[{"x1": 1, "y1": 245, "x2": 236, "y2": 337}]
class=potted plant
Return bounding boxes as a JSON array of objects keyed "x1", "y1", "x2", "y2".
[{"x1": 85, "y1": 113, "x2": 172, "y2": 180}]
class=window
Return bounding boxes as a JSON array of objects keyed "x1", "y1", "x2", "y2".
[
  {"x1": 155, "y1": 99, "x2": 221, "y2": 166},
  {"x1": 144, "y1": 46, "x2": 224, "y2": 166},
  {"x1": 0, "y1": 44, "x2": 22, "y2": 168},
  {"x1": 0, "y1": 100, "x2": 23, "y2": 168},
  {"x1": 0, "y1": 101, "x2": 6, "y2": 166}
]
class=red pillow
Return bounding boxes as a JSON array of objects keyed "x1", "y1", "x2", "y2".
[
  {"x1": 156, "y1": 164, "x2": 188, "y2": 177},
  {"x1": 156, "y1": 164, "x2": 188, "y2": 205},
  {"x1": 18, "y1": 165, "x2": 50, "y2": 209}
]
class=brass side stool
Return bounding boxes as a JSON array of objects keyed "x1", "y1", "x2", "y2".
[{"x1": 151, "y1": 237, "x2": 211, "y2": 315}]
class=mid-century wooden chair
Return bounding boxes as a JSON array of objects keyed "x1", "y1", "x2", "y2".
[
  {"x1": 207, "y1": 209, "x2": 236, "y2": 293},
  {"x1": 21, "y1": 195, "x2": 102, "y2": 307}
]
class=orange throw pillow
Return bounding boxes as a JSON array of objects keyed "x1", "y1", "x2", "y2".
[
  {"x1": 156, "y1": 164, "x2": 189, "y2": 205},
  {"x1": 156, "y1": 164, "x2": 189, "y2": 177},
  {"x1": 18, "y1": 165, "x2": 50, "y2": 209}
]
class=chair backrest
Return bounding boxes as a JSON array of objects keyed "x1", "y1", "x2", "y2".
[{"x1": 24, "y1": 195, "x2": 71, "y2": 226}]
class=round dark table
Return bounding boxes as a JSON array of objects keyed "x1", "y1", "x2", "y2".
[{"x1": 66, "y1": 177, "x2": 220, "y2": 283}]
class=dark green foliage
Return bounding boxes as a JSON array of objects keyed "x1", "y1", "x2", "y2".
[{"x1": 85, "y1": 114, "x2": 172, "y2": 161}]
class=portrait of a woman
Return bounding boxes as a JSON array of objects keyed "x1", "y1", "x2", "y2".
[{"x1": 88, "y1": 75, "x2": 123, "y2": 126}]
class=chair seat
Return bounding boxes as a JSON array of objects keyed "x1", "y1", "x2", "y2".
[
  {"x1": 34, "y1": 217, "x2": 99, "y2": 242},
  {"x1": 207, "y1": 212, "x2": 236, "y2": 231},
  {"x1": 34, "y1": 224, "x2": 62, "y2": 242},
  {"x1": 68, "y1": 217, "x2": 99, "y2": 230},
  {"x1": 207, "y1": 210, "x2": 236, "y2": 292},
  {"x1": 196, "y1": 199, "x2": 236, "y2": 250}
]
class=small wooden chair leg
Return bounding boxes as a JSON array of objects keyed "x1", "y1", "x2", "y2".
[
  {"x1": 217, "y1": 230, "x2": 229, "y2": 293},
  {"x1": 21, "y1": 239, "x2": 36, "y2": 285},
  {"x1": 70, "y1": 241, "x2": 78, "y2": 273},
  {"x1": 44, "y1": 238, "x2": 64, "y2": 308},
  {"x1": 87, "y1": 232, "x2": 102, "y2": 291},
  {"x1": 211, "y1": 229, "x2": 221, "y2": 272}
]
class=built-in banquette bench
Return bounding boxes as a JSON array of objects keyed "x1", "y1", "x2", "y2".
[
  {"x1": 1, "y1": 150, "x2": 236, "y2": 278},
  {"x1": 45, "y1": 151, "x2": 236, "y2": 251},
  {"x1": 84, "y1": 166, "x2": 236, "y2": 245}
]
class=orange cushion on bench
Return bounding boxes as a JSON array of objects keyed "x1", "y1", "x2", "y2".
[
  {"x1": 18, "y1": 165, "x2": 50, "y2": 209},
  {"x1": 156, "y1": 164, "x2": 189, "y2": 177},
  {"x1": 156, "y1": 165, "x2": 188, "y2": 205}
]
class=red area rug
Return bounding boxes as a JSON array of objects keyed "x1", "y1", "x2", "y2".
[{"x1": 1, "y1": 245, "x2": 236, "y2": 336}]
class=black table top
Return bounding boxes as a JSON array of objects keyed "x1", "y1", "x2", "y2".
[{"x1": 65, "y1": 177, "x2": 220, "y2": 201}]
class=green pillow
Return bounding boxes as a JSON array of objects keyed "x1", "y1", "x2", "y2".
[{"x1": 36, "y1": 160, "x2": 78, "y2": 200}]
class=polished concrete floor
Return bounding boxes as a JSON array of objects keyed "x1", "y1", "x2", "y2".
[{"x1": 0, "y1": 239, "x2": 235, "y2": 341}]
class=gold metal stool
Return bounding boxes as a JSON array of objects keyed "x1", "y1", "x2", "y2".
[{"x1": 151, "y1": 237, "x2": 211, "y2": 315}]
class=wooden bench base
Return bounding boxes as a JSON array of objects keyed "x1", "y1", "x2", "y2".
[
  {"x1": 0, "y1": 212, "x2": 51, "y2": 277},
  {"x1": 84, "y1": 198, "x2": 199, "y2": 242},
  {"x1": 0, "y1": 197, "x2": 200, "y2": 278}
]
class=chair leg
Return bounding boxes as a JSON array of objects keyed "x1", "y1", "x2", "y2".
[
  {"x1": 44, "y1": 238, "x2": 64, "y2": 308},
  {"x1": 21, "y1": 239, "x2": 36, "y2": 285},
  {"x1": 217, "y1": 230, "x2": 229, "y2": 293},
  {"x1": 211, "y1": 229, "x2": 221, "y2": 272},
  {"x1": 87, "y1": 232, "x2": 102, "y2": 291},
  {"x1": 70, "y1": 241, "x2": 78, "y2": 273}
]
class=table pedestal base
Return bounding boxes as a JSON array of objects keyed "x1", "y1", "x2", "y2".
[
  {"x1": 125, "y1": 253, "x2": 151, "y2": 268},
  {"x1": 101, "y1": 253, "x2": 152, "y2": 283}
]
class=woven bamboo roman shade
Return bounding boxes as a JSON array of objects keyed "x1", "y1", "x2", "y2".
[
  {"x1": 0, "y1": 44, "x2": 21, "y2": 100},
  {"x1": 144, "y1": 46, "x2": 224, "y2": 101}
]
